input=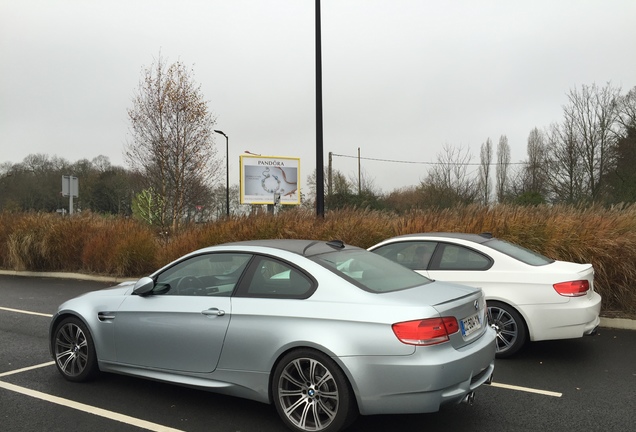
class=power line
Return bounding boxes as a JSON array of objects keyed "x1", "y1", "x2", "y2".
[{"x1": 330, "y1": 153, "x2": 528, "y2": 166}]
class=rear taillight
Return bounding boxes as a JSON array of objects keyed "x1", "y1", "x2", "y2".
[
  {"x1": 392, "y1": 317, "x2": 459, "y2": 346},
  {"x1": 553, "y1": 280, "x2": 589, "y2": 297}
]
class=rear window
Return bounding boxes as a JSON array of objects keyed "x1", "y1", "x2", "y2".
[
  {"x1": 312, "y1": 249, "x2": 431, "y2": 293},
  {"x1": 484, "y1": 239, "x2": 554, "y2": 266}
]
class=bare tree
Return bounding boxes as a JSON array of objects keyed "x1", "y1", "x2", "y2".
[
  {"x1": 421, "y1": 144, "x2": 477, "y2": 207},
  {"x1": 496, "y1": 135, "x2": 511, "y2": 203},
  {"x1": 545, "y1": 121, "x2": 585, "y2": 203},
  {"x1": 126, "y1": 53, "x2": 220, "y2": 232},
  {"x1": 604, "y1": 86, "x2": 636, "y2": 204},
  {"x1": 562, "y1": 82, "x2": 621, "y2": 201},
  {"x1": 347, "y1": 168, "x2": 379, "y2": 196},
  {"x1": 91, "y1": 155, "x2": 112, "y2": 173},
  {"x1": 525, "y1": 128, "x2": 547, "y2": 194},
  {"x1": 616, "y1": 86, "x2": 636, "y2": 132},
  {"x1": 307, "y1": 167, "x2": 351, "y2": 203},
  {"x1": 478, "y1": 138, "x2": 493, "y2": 205}
]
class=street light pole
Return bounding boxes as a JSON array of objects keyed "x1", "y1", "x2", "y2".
[
  {"x1": 315, "y1": 0, "x2": 325, "y2": 217},
  {"x1": 214, "y1": 130, "x2": 230, "y2": 217}
]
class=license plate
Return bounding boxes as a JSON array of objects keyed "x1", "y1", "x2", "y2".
[{"x1": 460, "y1": 313, "x2": 482, "y2": 337}]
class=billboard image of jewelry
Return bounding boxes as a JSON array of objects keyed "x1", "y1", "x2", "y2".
[{"x1": 240, "y1": 155, "x2": 300, "y2": 205}]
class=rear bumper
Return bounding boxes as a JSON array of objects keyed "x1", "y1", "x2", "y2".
[
  {"x1": 525, "y1": 291, "x2": 602, "y2": 341},
  {"x1": 341, "y1": 326, "x2": 496, "y2": 415}
]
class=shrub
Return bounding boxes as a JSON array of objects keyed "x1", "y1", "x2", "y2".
[{"x1": 1, "y1": 204, "x2": 635, "y2": 315}]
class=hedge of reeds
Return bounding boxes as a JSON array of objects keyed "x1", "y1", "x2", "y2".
[{"x1": 1, "y1": 204, "x2": 635, "y2": 316}]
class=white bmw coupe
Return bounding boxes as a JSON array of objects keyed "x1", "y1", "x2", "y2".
[{"x1": 369, "y1": 233, "x2": 602, "y2": 357}]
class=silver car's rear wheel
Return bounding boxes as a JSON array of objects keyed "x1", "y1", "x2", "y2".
[
  {"x1": 53, "y1": 317, "x2": 98, "y2": 382},
  {"x1": 273, "y1": 349, "x2": 357, "y2": 432},
  {"x1": 488, "y1": 301, "x2": 527, "y2": 358}
]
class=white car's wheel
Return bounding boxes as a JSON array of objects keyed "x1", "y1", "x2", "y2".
[
  {"x1": 272, "y1": 349, "x2": 358, "y2": 432},
  {"x1": 488, "y1": 301, "x2": 527, "y2": 358}
]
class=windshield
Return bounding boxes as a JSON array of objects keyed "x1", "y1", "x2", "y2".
[
  {"x1": 484, "y1": 239, "x2": 554, "y2": 266},
  {"x1": 312, "y1": 249, "x2": 432, "y2": 293}
]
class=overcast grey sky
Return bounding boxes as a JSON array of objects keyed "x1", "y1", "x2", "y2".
[{"x1": 1, "y1": 0, "x2": 635, "y2": 194}]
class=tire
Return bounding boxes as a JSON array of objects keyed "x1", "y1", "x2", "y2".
[
  {"x1": 52, "y1": 316, "x2": 99, "y2": 382},
  {"x1": 487, "y1": 301, "x2": 527, "y2": 358},
  {"x1": 272, "y1": 349, "x2": 358, "y2": 432}
]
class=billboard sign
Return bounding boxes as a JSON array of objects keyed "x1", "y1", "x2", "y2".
[{"x1": 240, "y1": 155, "x2": 300, "y2": 205}]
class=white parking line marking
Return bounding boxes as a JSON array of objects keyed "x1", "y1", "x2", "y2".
[
  {"x1": 0, "y1": 380, "x2": 186, "y2": 432},
  {"x1": 0, "y1": 306, "x2": 52, "y2": 317},
  {"x1": 490, "y1": 382, "x2": 562, "y2": 397},
  {"x1": 0, "y1": 361, "x2": 55, "y2": 378},
  {"x1": 1, "y1": 305, "x2": 561, "y2": 428}
]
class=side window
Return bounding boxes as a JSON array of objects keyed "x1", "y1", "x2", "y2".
[
  {"x1": 432, "y1": 244, "x2": 491, "y2": 271},
  {"x1": 373, "y1": 242, "x2": 436, "y2": 270},
  {"x1": 154, "y1": 253, "x2": 252, "y2": 296},
  {"x1": 240, "y1": 256, "x2": 315, "y2": 299}
]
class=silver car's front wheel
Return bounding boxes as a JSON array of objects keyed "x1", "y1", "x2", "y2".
[
  {"x1": 53, "y1": 317, "x2": 98, "y2": 382},
  {"x1": 488, "y1": 301, "x2": 527, "y2": 358},
  {"x1": 273, "y1": 349, "x2": 357, "y2": 432}
]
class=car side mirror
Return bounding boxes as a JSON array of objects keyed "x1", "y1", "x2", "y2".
[{"x1": 132, "y1": 277, "x2": 155, "y2": 296}]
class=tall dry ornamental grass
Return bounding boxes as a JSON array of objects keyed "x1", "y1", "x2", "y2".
[
  {"x1": 0, "y1": 204, "x2": 635, "y2": 315},
  {"x1": 0, "y1": 213, "x2": 158, "y2": 276}
]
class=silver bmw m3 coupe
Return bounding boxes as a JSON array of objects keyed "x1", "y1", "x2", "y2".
[{"x1": 50, "y1": 239, "x2": 495, "y2": 432}]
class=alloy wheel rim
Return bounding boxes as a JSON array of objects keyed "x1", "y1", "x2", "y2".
[
  {"x1": 278, "y1": 357, "x2": 339, "y2": 431},
  {"x1": 55, "y1": 323, "x2": 88, "y2": 376},
  {"x1": 489, "y1": 306, "x2": 518, "y2": 354}
]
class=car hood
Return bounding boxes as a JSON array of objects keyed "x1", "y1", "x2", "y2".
[
  {"x1": 101, "y1": 280, "x2": 137, "y2": 294},
  {"x1": 70, "y1": 280, "x2": 137, "y2": 301}
]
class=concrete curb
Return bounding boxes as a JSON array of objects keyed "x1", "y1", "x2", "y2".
[
  {"x1": 0, "y1": 270, "x2": 135, "y2": 284},
  {"x1": 599, "y1": 317, "x2": 636, "y2": 331},
  {"x1": 2, "y1": 270, "x2": 635, "y2": 330}
]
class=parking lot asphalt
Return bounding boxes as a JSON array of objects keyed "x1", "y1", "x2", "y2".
[{"x1": 1, "y1": 272, "x2": 635, "y2": 432}]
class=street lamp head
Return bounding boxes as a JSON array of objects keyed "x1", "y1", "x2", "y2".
[{"x1": 213, "y1": 129, "x2": 230, "y2": 217}]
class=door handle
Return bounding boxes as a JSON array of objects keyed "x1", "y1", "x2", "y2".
[{"x1": 202, "y1": 308, "x2": 225, "y2": 317}]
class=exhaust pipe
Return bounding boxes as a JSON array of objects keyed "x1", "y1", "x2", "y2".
[{"x1": 461, "y1": 391, "x2": 475, "y2": 405}]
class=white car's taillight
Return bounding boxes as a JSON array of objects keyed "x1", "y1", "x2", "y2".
[
  {"x1": 553, "y1": 280, "x2": 589, "y2": 297},
  {"x1": 392, "y1": 317, "x2": 459, "y2": 346}
]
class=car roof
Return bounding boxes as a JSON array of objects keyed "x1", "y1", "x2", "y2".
[
  {"x1": 223, "y1": 239, "x2": 361, "y2": 257},
  {"x1": 387, "y1": 232, "x2": 494, "y2": 245}
]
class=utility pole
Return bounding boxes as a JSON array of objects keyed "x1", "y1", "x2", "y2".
[
  {"x1": 358, "y1": 147, "x2": 361, "y2": 195},
  {"x1": 328, "y1": 152, "x2": 333, "y2": 197}
]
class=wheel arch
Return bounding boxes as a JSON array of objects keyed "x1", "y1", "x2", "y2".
[
  {"x1": 49, "y1": 311, "x2": 95, "y2": 358},
  {"x1": 266, "y1": 344, "x2": 360, "y2": 409}
]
